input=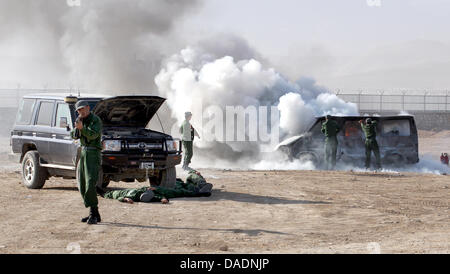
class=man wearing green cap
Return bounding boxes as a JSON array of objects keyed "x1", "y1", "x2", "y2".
[
  {"x1": 321, "y1": 115, "x2": 340, "y2": 170},
  {"x1": 71, "y1": 100, "x2": 103, "y2": 225},
  {"x1": 180, "y1": 111, "x2": 200, "y2": 170},
  {"x1": 359, "y1": 118, "x2": 381, "y2": 170}
]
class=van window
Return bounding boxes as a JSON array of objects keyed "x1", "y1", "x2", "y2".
[
  {"x1": 310, "y1": 120, "x2": 323, "y2": 136},
  {"x1": 55, "y1": 103, "x2": 72, "y2": 129},
  {"x1": 343, "y1": 121, "x2": 363, "y2": 137},
  {"x1": 36, "y1": 101, "x2": 55, "y2": 126},
  {"x1": 382, "y1": 120, "x2": 411, "y2": 136},
  {"x1": 16, "y1": 99, "x2": 36, "y2": 125}
]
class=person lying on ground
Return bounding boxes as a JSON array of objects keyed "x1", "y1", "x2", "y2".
[{"x1": 100, "y1": 178, "x2": 212, "y2": 204}]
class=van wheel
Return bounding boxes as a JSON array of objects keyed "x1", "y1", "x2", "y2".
[
  {"x1": 21, "y1": 151, "x2": 47, "y2": 189},
  {"x1": 296, "y1": 152, "x2": 318, "y2": 166},
  {"x1": 156, "y1": 167, "x2": 176, "y2": 188}
]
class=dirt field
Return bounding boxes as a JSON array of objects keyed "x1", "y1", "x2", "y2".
[{"x1": 0, "y1": 132, "x2": 449, "y2": 254}]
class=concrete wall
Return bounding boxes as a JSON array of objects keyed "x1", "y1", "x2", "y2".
[{"x1": 360, "y1": 110, "x2": 450, "y2": 131}]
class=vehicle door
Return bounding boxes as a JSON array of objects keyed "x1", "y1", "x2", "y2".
[
  {"x1": 379, "y1": 118, "x2": 414, "y2": 158},
  {"x1": 339, "y1": 120, "x2": 366, "y2": 159},
  {"x1": 11, "y1": 98, "x2": 38, "y2": 154},
  {"x1": 50, "y1": 101, "x2": 78, "y2": 166},
  {"x1": 33, "y1": 100, "x2": 56, "y2": 164}
]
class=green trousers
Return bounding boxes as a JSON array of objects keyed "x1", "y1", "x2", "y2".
[
  {"x1": 365, "y1": 138, "x2": 381, "y2": 169},
  {"x1": 77, "y1": 148, "x2": 101, "y2": 208},
  {"x1": 182, "y1": 140, "x2": 193, "y2": 166},
  {"x1": 324, "y1": 137, "x2": 338, "y2": 170}
]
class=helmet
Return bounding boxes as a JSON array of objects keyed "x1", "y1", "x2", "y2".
[
  {"x1": 366, "y1": 118, "x2": 372, "y2": 124},
  {"x1": 140, "y1": 189, "x2": 155, "y2": 202}
]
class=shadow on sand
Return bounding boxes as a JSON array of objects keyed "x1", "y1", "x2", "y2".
[{"x1": 98, "y1": 222, "x2": 291, "y2": 236}]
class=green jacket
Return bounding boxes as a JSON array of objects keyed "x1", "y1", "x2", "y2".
[
  {"x1": 70, "y1": 113, "x2": 103, "y2": 150},
  {"x1": 321, "y1": 119, "x2": 340, "y2": 138},
  {"x1": 361, "y1": 121, "x2": 378, "y2": 140},
  {"x1": 104, "y1": 187, "x2": 149, "y2": 202},
  {"x1": 154, "y1": 180, "x2": 201, "y2": 198},
  {"x1": 104, "y1": 180, "x2": 204, "y2": 203},
  {"x1": 186, "y1": 171, "x2": 206, "y2": 185}
]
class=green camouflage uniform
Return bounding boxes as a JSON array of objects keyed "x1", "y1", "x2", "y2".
[
  {"x1": 104, "y1": 179, "x2": 207, "y2": 203},
  {"x1": 185, "y1": 170, "x2": 207, "y2": 190},
  {"x1": 361, "y1": 121, "x2": 381, "y2": 169},
  {"x1": 321, "y1": 119, "x2": 340, "y2": 169},
  {"x1": 104, "y1": 186, "x2": 150, "y2": 202},
  {"x1": 71, "y1": 113, "x2": 103, "y2": 209}
]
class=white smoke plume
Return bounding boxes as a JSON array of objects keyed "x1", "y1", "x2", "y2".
[{"x1": 155, "y1": 41, "x2": 358, "y2": 169}]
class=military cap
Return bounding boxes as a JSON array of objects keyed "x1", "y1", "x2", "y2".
[{"x1": 75, "y1": 100, "x2": 90, "y2": 110}]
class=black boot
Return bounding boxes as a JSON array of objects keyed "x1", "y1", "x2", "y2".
[
  {"x1": 92, "y1": 207, "x2": 101, "y2": 223},
  {"x1": 86, "y1": 207, "x2": 98, "y2": 225},
  {"x1": 81, "y1": 208, "x2": 90, "y2": 223},
  {"x1": 81, "y1": 207, "x2": 101, "y2": 223}
]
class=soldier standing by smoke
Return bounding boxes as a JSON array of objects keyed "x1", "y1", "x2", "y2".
[
  {"x1": 70, "y1": 101, "x2": 103, "y2": 225},
  {"x1": 360, "y1": 118, "x2": 381, "y2": 170},
  {"x1": 321, "y1": 115, "x2": 340, "y2": 170},
  {"x1": 180, "y1": 112, "x2": 200, "y2": 170}
]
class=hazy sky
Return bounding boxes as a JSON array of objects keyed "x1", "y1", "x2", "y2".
[
  {"x1": 180, "y1": 0, "x2": 450, "y2": 90},
  {"x1": 185, "y1": 0, "x2": 450, "y2": 54},
  {"x1": 1, "y1": 0, "x2": 449, "y2": 91}
]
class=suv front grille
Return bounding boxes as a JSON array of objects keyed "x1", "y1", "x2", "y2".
[{"x1": 127, "y1": 142, "x2": 163, "y2": 150}]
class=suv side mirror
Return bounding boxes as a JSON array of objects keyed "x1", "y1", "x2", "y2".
[{"x1": 60, "y1": 117, "x2": 68, "y2": 129}]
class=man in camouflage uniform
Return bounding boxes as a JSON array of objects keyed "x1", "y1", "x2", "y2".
[
  {"x1": 360, "y1": 118, "x2": 381, "y2": 170},
  {"x1": 321, "y1": 115, "x2": 340, "y2": 170},
  {"x1": 102, "y1": 171, "x2": 212, "y2": 204},
  {"x1": 71, "y1": 100, "x2": 103, "y2": 225}
]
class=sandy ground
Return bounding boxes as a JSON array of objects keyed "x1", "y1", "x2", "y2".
[
  {"x1": 418, "y1": 130, "x2": 450, "y2": 159},
  {"x1": 0, "y1": 132, "x2": 449, "y2": 254}
]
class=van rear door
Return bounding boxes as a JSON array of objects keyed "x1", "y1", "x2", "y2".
[
  {"x1": 379, "y1": 117, "x2": 418, "y2": 162},
  {"x1": 33, "y1": 100, "x2": 56, "y2": 164}
]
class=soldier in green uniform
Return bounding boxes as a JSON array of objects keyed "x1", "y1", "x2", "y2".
[
  {"x1": 71, "y1": 100, "x2": 103, "y2": 225},
  {"x1": 180, "y1": 112, "x2": 200, "y2": 170},
  {"x1": 102, "y1": 175, "x2": 212, "y2": 204},
  {"x1": 321, "y1": 115, "x2": 340, "y2": 170},
  {"x1": 359, "y1": 118, "x2": 381, "y2": 170},
  {"x1": 185, "y1": 169, "x2": 210, "y2": 192}
]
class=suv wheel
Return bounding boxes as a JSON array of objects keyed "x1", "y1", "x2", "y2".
[
  {"x1": 156, "y1": 167, "x2": 176, "y2": 188},
  {"x1": 21, "y1": 151, "x2": 47, "y2": 189}
]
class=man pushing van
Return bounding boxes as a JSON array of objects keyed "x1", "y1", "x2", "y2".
[{"x1": 360, "y1": 118, "x2": 381, "y2": 170}]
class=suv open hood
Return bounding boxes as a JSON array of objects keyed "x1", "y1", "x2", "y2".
[{"x1": 93, "y1": 95, "x2": 165, "y2": 127}]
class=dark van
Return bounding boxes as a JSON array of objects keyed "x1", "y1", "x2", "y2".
[{"x1": 277, "y1": 115, "x2": 419, "y2": 168}]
